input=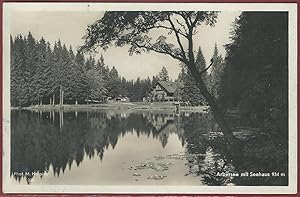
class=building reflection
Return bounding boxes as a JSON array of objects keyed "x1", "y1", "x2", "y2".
[
  {"x1": 11, "y1": 109, "x2": 287, "y2": 186},
  {"x1": 11, "y1": 110, "x2": 214, "y2": 184}
]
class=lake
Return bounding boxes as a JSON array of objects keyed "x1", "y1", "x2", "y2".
[{"x1": 10, "y1": 109, "x2": 288, "y2": 186}]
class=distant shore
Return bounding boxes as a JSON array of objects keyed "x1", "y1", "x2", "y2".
[{"x1": 12, "y1": 102, "x2": 210, "y2": 113}]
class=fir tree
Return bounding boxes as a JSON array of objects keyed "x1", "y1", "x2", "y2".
[
  {"x1": 158, "y1": 66, "x2": 169, "y2": 81},
  {"x1": 209, "y1": 43, "x2": 224, "y2": 99},
  {"x1": 175, "y1": 47, "x2": 208, "y2": 106},
  {"x1": 195, "y1": 46, "x2": 208, "y2": 85}
]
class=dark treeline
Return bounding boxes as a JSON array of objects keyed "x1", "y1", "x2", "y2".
[
  {"x1": 176, "y1": 12, "x2": 288, "y2": 184},
  {"x1": 178, "y1": 12, "x2": 288, "y2": 141},
  {"x1": 11, "y1": 32, "x2": 226, "y2": 107},
  {"x1": 11, "y1": 33, "x2": 156, "y2": 107},
  {"x1": 221, "y1": 12, "x2": 288, "y2": 141}
]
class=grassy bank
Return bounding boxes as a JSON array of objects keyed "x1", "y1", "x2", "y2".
[{"x1": 15, "y1": 102, "x2": 210, "y2": 113}]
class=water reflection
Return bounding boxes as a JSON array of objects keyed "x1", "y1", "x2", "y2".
[{"x1": 11, "y1": 110, "x2": 287, "y2": 186}]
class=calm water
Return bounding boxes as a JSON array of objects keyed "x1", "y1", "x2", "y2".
[{"x1": 10, "y1": 109, "x2": 288, "y2": 186}]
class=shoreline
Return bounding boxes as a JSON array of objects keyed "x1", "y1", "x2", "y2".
[{"x1": 12, "y1": 102, "x2": 210, "y2": 113}]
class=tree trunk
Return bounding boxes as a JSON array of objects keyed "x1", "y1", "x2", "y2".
[
  {"x1": 62, "y1": 90, "x2": 64, "y2": 106},
  {"x1": 50, "y1": 97, "x2": 52, "y2": 105},
  {"x1": 59, "y1": 109, "x2": 63, "y2": 131},
  {"x1": 188, "y1": 62, "x2": 235, "y2": 141},
  {"x1": 59, "y1": 86, "x2": 64, "y2": 108},
  {"x1": 75, "y1": 100, "x2": 78, "y2": 105},
  {"x1": 53, "y1": 93, "x2": 55, "y2": 106},
  {"x1": 60, "y1": 88, "x2": 62, "y2": 107}
]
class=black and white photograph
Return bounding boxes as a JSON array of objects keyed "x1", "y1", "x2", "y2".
[{"x1": 2, "y1": 2, "x2": 297, "y2": 194}]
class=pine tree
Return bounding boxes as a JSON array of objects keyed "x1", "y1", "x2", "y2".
[
  {"x1": 106, "y1": 66, "x2": 122, "y2": 98},
  {"x1": 86, "y1": 69, "x2": 106, "y2": 102},
  {"x1": 177, "y1": 67, "x2": 206, "y2": 106},
  {"x1": 209, "y1": 43, "x2": 224, "y2": 99},
  {"x1": 175, "y1": 47, "x2": 208, "y2": 106},
  {"x1": 10, "y1": 34, "x2": 122, "y2": 106},
  {"x1": 10, "y1": 35, "x2": 24, "y2": 106},
  {"x1": 195, "y1": 46, "x2": 208, "y2": 85},
  {"x1": 84, "y1": 56, "x2": 95, "y2": 71},
  {"x1": 176, "y1": 67, "x2": 185, "y2": 82},
  {"x1": 33, "y1": 37, "x2": 49, "y2": 105},
  {"x1": 51, "y1": 40, "x2": 64, "y2": 102},
  {"x1": 60, "y1": 44, "x2": 73, "y2": 100},
  {"x1": 151, "y1": 76, "x2": 158, "y2": 86},
  {"x1": 158, "y1": 66, "x2": 169, "y2": 81},
  {"x1": 44, "y1": 43, "x2": 53, "y2": 104},
  {"x1": 73, "y1": 51, "x2": 88, "y2": 103},
  {"x1": 24, "y1": 32, "x2": 38, "y2": 106}
]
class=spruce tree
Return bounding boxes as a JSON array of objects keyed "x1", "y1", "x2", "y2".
[
  {"x1": 24, "y1": 32, "x2": 38, "y2": 106},
  {"x1": 33, "y1": 37, "x2": 49, "y2": 105},
  {"x1": 175, "y1": 47, "x2": 208, "y2": 106},
  {"x1": 73, "y1": 51, "x2": 88, "y2": 103},
  {"x1": 158, "y1": 66, "x2": 169, "y2": 81},
  {"x1": 209, "y1": 43, "x2": 224, "y2": 99},
  {"x1": 195, "y1": 46, "x2": 208, "y2": 85}
]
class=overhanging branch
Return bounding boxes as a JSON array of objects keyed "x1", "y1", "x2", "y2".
[
  {"x1": 145, "y1": 25, "x2": 187, "y2": 38},
  {"x1": 134, "y1": 42, "x2": 184, "y2": 62},
  {"x1": 199, "y1": 59, "x2": 214, "y2": 76},
  {"x1": 168, "y1": 16, "x2": 188, "y2": 63},
  {"x1": 175, "y1": 18, "x2": 189, "y2": 36},
  {"x1": 191, "y1": 12, "x2": 201, "y2": 27}
]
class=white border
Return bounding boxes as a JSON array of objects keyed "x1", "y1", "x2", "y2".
[{"x1": 2, "y1": 3, "x2": 298, "y2": 194}]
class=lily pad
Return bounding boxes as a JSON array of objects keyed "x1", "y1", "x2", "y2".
[{"x1": 147, "y1": 175, "x2": 167, "y2": 180}]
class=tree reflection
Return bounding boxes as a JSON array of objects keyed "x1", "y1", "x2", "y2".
[
  {"x1": 11, "y1": 110, "x2": 184, "y2": 183},
  {"x1": 11, "y1": 110, "x2": 287, "y2": 185},
  {"x1": 181, "y1": 113, "x2": 288, "y2": 186}
]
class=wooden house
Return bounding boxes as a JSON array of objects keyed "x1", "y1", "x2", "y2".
[{"x1": 148, "y1": 81, "x2": 183, "y2": 102}]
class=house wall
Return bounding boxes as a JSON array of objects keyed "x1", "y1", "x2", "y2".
[
  {"x1": 150, "y1": 84, "x2": 176, "y2": 101},
  {"x1": 150, "y1": 85, "x2": 166, "y2": 101}
]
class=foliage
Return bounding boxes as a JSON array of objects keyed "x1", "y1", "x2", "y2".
[
  {"x1": 11, "y1": 33, "x2": 160, "y2": 106},
  {"x1": 86, "y1": 68, "x2": 106, "y2": 101},
  {"x1": 79, "y1": 11, "x2": 239, "y2": 140},
  {"x1": 195, "y1": 46, "x2": 208, "y2": 85},
  {"x1": 175, "y1": 47, "x2": 207, "y2": 106},
  {"x1": 220, "y1": 12, "x2": 288, "y2": 140},
  {"x1": 158, "y1": 66, "x2": 169, "y2": 81},
  {"x1": 81, "y1": 11, "x2": 218, "y2": 62},
  {"x1": 11, "y1": 34, "x2": 100, "y2": 106},
  {"x1": 209, "y1": 44, "x2": 224, "y2": 99}
]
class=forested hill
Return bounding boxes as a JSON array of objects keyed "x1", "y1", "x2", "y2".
[{"x1": 10, "y1": 33, "x2": 158, "y2": 107}]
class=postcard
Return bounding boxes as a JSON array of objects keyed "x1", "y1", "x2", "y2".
[{"x1": 2, "y1": 2, "x2": 298, "y2": 194}]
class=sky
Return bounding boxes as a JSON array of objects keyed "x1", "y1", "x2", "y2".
[{"x1": 8, "y1": 8, "x2": 240, "y2": 80}]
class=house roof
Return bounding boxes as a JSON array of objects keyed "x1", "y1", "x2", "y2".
[{"x1": 156, "y1": 81, "x2": 183, "y2": 94}]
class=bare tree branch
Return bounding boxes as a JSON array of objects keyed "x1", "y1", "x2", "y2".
[
  {"x1": 144, "y1": 25, "x2": 187, "y2": 38},
  {"x1": 134, "y1": 42, "x2": 184, "y2": 62},
  {"x1": 199, "y1": 59, "x2": 214, "y2": 76},
  {"x1": 174, "y1": 12, "x2": 191, "y2": 29},
  {"x1": 187, "y1": 15, "x2": 193, "y2": 26},
  {"x1": 192, "y1": 29, "x2": 198, "y2": 35},
  {"x1": 168, "y1": 16, "x2": 188, "y2": 63},
  {"x1": 175, "y1": 18, "x2": 189, "y2": 37}
]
